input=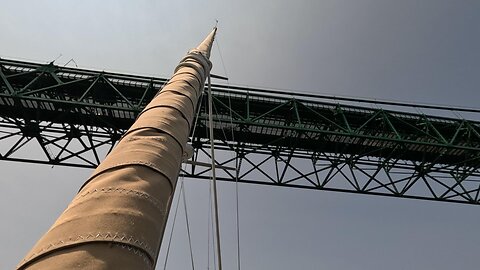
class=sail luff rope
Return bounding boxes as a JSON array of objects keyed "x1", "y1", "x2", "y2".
[{"x1": 208, "y1": 73, "x2": 223, "y2": 270}]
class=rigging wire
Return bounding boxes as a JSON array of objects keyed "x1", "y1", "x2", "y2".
[
  {"x1": 215, "y1": 36, "x2": 242, "y2": 270},
  {"x1": 162, "y1": 181, "x2": 184, "y2": 269},
  {"x1": 230, "y1": 103, "x2": 242, "y2": 270},
  {"x1": 211, "y1": 96, "x2": 242, "y2": 270},
  {"x1": 208, "y1": 73, "x2": 223, "y2": 270},
  {"x1": 207, "y1": 182, "x2": 211, "y2": 270},
  {"x1": 210, "y1": 180, "x2": 217, "y2": 270},
  {"x1": 162, "y1": 175, "x2": 196, "y2": 270},
  {"x1": 206, "y1": 168, "x2": 217, "y2": 270},
  {"x1": 175, "y1": 66, "x2": 216, "y2": 270},
  {"x1": 189, "y1": 87, "x2": 204, "y2": 144},
  {"x1": 176, "y1": 75, "x2": 211, "y2": 270},
  {"x1": 215, "y1": 35, "x2": 229, "y2": 81},
  {"x1": 181, "y1": 179, "x2": 196, "y2": 270}
]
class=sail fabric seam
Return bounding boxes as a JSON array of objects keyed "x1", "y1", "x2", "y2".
[
  {"x1": 136, "y1": 105, "x2": 192, "y2": 130},
  {"x1": 155, "y1": 72, "x2": 200, "y2": 99},
  {"x1": 78, "y1": 163, "x2": 175, "y2": 193},
  {"x1": 167, "y1": 71, "x2": 202, "y2": 91},
  {"x1": 88, "y1": 162, "x2": 178, "y2": 189},
  {"x1": 84, "y1": 129, "x2": 186, "y2": 189},
  {"x1": 113, "y1": 243, "x2": 154, "y2": 268},
  {"x1": 175, "y1": 51, "x2": 212, "y2": 80},
  {"x1": 155, "y1": 89, "x2": 196, "y2": 115},
  {"x1": 19, "y1": 233, "x2": 156, "y2": 268},
  {"x1": 76, "y1": 187, "x2": 167, "y2": 212},
  {"x1": 165, "y1": 76, "x2": 198, "y2": 94},
  {"x1": 176, "y1": 62, "x2": 206, "y2": 82},
  {"x1": 124, "y1": 126, "x2": 185, "y2": 152}
]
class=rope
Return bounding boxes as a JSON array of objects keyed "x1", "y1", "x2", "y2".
[
  {"x1": 234, "y1": 152, "x2": 241, "y2": 270},
  {"x1": 207, "y1": 183, "x2": 211, "y2": 270},
  {"x1": 189, "y1": 83, "x2": 205, "y2": 144},
  {"x1": 210, "y1": 96, "x2": 242, "y2": 270},
  {"x1": 208, "y1": 73, "x2": 223, "y2": 270},
  {"x1": 181, "y1": 180, "x2": 196, "y2": 270},
  {"x1": 215, "y1": 35, "x2": 229, "y2": 81},
  {"x1": 163, "y1": 182, "x2": 183, "y2": 269},
  {"x1": 162, "y1": 176, "x2": 196, "y2": 270},
  {"x1": 210, "y1": 181, "x2": 217, "y2": 270},
  {"x1": 215, "y1": 36, "x2": 242, "y2": 270}
]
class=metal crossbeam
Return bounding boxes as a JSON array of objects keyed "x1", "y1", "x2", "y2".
[{"x1": 1, "y1": 58, "x2": 480, "y2": 205}]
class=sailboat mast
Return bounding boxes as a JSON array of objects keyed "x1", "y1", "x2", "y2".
[{"x1": 17, "y1": 29, "x2": 217, "y2": 270}]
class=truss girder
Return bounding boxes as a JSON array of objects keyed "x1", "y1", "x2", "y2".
[{"x1": 1, "y1": 58, "x2": 480, "y2": 205}]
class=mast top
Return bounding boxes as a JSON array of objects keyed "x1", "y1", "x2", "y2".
[{"x1": 196, "y1": 27, "x2": 217, "y2": 59}]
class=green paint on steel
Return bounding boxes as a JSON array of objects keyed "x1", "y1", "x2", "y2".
[{"x1": 1, "y1": 58, "x2": 480, "y2": 205}]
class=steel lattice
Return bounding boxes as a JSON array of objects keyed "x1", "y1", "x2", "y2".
[{"x1": 1, "y1": 58, "x2": 480, "y2": 205}]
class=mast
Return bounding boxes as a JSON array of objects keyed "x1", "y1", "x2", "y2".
[{"x1": 17, "y1": 28, "x2": 217, "y2": 270}]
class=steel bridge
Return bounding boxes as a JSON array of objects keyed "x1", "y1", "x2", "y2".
[{"x1": 1, "y1": 58, "x2": 480, "y2": 205}]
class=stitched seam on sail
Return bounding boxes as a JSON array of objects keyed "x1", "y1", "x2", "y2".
[
  {"x1": 113, "y1": 243, "x2": 154, "y2": 268},
  {"x1": 121, "y1": 127, "x2": 186, "y2": 152},
  {"x1": 89, "y1": 162, "x2": 177, "y2": 189},
  {"x1": 139, "y1": 105, "x2": 191, "y2": 128},
  {"x1": 20, "y1": 232, "x2": 157, "y2": 266},
  {"x1": 164, "y1": 77, "x2": 197, "y2": 92},
  {"x1": 175, "y1": 53, "x2": 210, "y2": 76},
  {"x1": 176, "y1": 50, "x2": 211, "y2": 76},
  {"x1": 157, "y1": 88, "x2": 196, "y2": 110},
  {"x1": 137, "y1": 98, "x2": 194, "y2": 127},
  {"x1": 76, "y1": 187, "x2": 167, "y2": 212}
]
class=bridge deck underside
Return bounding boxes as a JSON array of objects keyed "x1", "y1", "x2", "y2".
[{"x1": 1, "y1": 58, "x2": 480, "y2": 204}]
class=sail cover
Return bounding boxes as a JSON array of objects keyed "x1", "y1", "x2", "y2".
[{"x1": 17, "y1": 28, "x2": 216, "y2": 270}]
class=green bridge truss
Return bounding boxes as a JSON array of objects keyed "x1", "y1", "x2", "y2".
[{"x1": 1, "y1": 58, "x2": 480, "y2": 205}]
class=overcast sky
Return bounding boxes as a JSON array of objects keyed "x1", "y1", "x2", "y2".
[{"x1": 1, "y1": 1, "x2": 480, "y2": 269}]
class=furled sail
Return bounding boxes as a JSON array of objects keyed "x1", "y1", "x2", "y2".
[{"x1": 17, "y1": 28, "x2": 217, "y2": 270}]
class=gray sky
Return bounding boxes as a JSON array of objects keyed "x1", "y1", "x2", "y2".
[{"x1": 1, "y1": 0, "x2": 480, "y2": 269}]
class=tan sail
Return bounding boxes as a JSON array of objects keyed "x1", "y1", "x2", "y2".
[{"x1": 17, "y1": 28, "x2": 217, "y2": 270}]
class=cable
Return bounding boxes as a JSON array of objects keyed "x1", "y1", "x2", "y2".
[
  {"x1": 207, "y1": 182, "x2": 211, "y2": 270},
  {"x1": 234, "y1": 159, "x2": 241, "y2": 270},
  {"x1": 210, "y1": 95, "x2": 242, "y2": 270},
  {"x1": 210, "y1": 180, "x2": 217, "y2": 270},
  {"x1": 181, "y1": 180, "x2": 196, "y2": 270},
  {"x1": 208, "y1": 74, "x2": 223, "y2": 270},
  {"x1": 215, "y1": 36, "x2": 242, "y2": 270},
  {"x1": 189, "y1": 83, "x2": 205, "y2": 143},
  {"x1": 215, "y1": 34, "x2": 229, "y2": 81},
  {"x1": 207, "y1": 179, "x2": 217, "y2": 270},
  {"x1": 163, "y1": 183, "x2": 183, "y2": 269}
]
